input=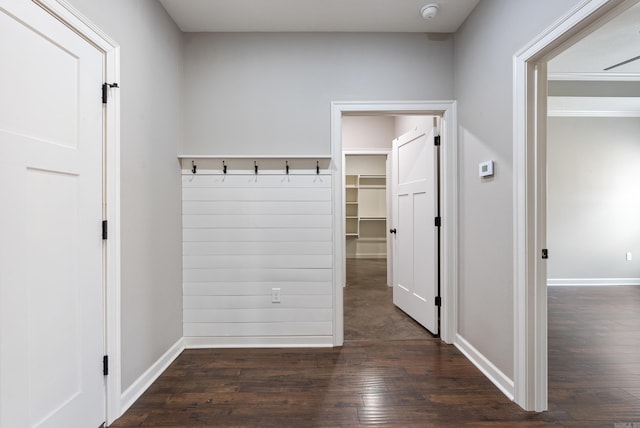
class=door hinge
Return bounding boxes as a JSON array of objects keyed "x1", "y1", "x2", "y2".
[
  {"x1": 434, "y1": 135, "x2": 441, "y2": 146},
  {"x1": 103, "y1": 355, "x2": 109, "y2": 376},
  {"x1": 435, "y1": 296, "x2": 442, "y2": 307},
  {"x1": 542, "y1": 248, "x2": 549, "y2": 259},
  {"x1": 434, "y1": 216, "x2": 441, "y2": 227},
  {"x1": 102, "y1": 220, "x2": 108, "y2": 240},
  {"x1": 102, "y1": 82, "x2": 119, "y2": 104}
]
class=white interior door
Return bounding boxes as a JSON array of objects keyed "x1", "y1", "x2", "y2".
[
  {"x1": 391, "y1": 128, "x2": 438, "y2": 334},
  {"x1": 0, "y1": 1, "x2": 105, "y2": 427}
]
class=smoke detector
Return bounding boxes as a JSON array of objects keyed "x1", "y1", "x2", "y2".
[{"x1": 420, "y1": 3, "x2": 440, "y2": 20}]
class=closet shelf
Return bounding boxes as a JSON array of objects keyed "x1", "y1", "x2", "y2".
[{"x1": 344, "y1": 172, "x2": 387, "y2": 238}]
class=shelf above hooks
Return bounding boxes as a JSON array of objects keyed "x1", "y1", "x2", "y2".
[{"x1": 178, "y1": 155, "x2": 332, "y2": 160}]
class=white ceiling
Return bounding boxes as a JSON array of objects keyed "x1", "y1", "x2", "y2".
[
  {"x1": 158, "y1": 0, "x2": 640, "y2": 77},
  {"x1": 549, "y1": 2, "x2": 640, "y2": 77},
  {"x1": 158, "y1": 0, "x2": 480, "y2": 33}
]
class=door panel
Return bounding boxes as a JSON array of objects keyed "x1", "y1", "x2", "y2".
[
  {"x1": 0, "y1": 1, "x2": 105, "y2": 427},
  {"x1": 396, "y1": 194, "x2": 411, "y2": 289},
  {"x1": 27, "y1": 169, "x2": 83, "y2": 424},
  {"x1": 391, "y1": 129, "x2": 438, "y2": 334},
  {"x1": 411, "y1": 190, "x2": 436, "y2": 327}
]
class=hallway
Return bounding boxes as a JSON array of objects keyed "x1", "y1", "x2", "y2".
[{"x1": 344, "y1": 258, "x2": 433, "y2": 341}]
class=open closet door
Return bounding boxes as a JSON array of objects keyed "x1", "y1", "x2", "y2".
[{"x1": 390, "y1": 128, "x2": 439, "y2": 335}]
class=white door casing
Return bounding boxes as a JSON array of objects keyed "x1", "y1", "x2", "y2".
[
  {"x1": 0, "y1": 0, "x2": 107, "y2": 426},
  {"x1": 513, "y1": 0, "x2": 634, "y2": 412},
  {"x1": 391, "y1": 128, "x2": 438, "y2": 335},
  {"x1": 331, "y1": 101, "x2": 457, "y2": 347}
]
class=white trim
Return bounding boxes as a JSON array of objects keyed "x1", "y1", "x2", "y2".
[
  {"x1": 178, "y1": 154, "x2": 331, "y2": 159},
  {"x1": 548, "y1": 278, "x2": 640, "y2": 286},
  {"x1": 34, "y1": 0, "x2": 122, "y2": 424},
  {"x1": 455, "y1": 334, "x2": 515, "y2": 400},
  {"x1": 103, "y1": 34, "x2": 122, "y2": 428},
  {"x1": 343, "y1": 149, "x2": 392, "y2": 155},
  {"x1": 513, "y1": 0, "x2": 636, "y2": 413},
  {"x1": 332, "y1": 106, "x2": 345, "y2": 345},
  {"x1": 180, "y1": 169, "x2": 330, "y2": 176},
  {"x1": 548, "y1": 72, "x2": 640, "y2": 81},
  {"x1": 548, "y1": 96, "x2": 640, "y2": 116},
  {"x1": 34, "y1": 0, "x2": 119, "y2": 49},
  {"x1": 331, "y1": 100, "x2": 458, "y2": 346},
  {"x1": 184, "y1": 336, "x2": 334, "y2": 348},
  {"x1": 120, "y1": 338, "x2": 185, "y2": 415}
]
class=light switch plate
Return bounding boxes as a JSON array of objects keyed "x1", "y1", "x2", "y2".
[{"x1": 479, "y1": 160, "x2": 494, "y2": 177}]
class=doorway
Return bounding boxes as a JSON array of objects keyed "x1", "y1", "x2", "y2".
[
  {"x1": 343, "y1": 143, "x2": 433, "y2": 341},
  {"x1": 330, "y1": 101, "x2": 458, "y2": 347},
  {"x1": 513, "y1": 0, "x2": 640, "y2": 412}
]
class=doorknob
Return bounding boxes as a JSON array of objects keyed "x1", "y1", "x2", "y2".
[{"x1": 389, "y1": 228, "x2": 397, "y2": 234}]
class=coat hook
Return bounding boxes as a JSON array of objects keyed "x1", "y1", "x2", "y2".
[
  {"x1": 222, "y1": 160, "x2": 227, "y2": 174},
  {"x1": 286, "y1": 160, "x2": 290, "y2": 175},
  {"x1": 316, "y1": 160, "x2": 320, "y2": 175},
  {"x1": 254, "y1": 161, "x2": 258, "y2": 175},
  {"x1": 191, "y1": 160, "x2": 197, "y2": 174}
]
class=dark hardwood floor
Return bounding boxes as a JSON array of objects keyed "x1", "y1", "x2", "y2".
[
  {"x1": 547, "y1": 285, "x2": 640, "y2": 426},
  {"x1": 111, "y1": 261, "x2": 640, "y2": 427}
]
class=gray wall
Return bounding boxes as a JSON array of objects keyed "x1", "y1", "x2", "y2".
[
  {"x1": 454, "y1": 0, "x2": 582, "y2": 378},
  {"x1": 183, "y1": 33, "x2": 454, "y2": 155},
  {"x1": 548, "y1": 117, "x2": 640, "y2": 279},
  {"x1": 66, "y1": 0, "x2": 183, "y2": 391}
]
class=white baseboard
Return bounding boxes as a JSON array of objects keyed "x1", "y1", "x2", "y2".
[
  {"x1": 455, "y1": 334, "x2": 514, "y2": 400},
  {"x1": 184, "y1": 336, "x2": 334, "y2": 348},
  {"x1": 120, "y1": 337, "x2": 185, "y2": 414},
  {"x1": 547, "y1": 278, "x2": 640, "y2": 287}
]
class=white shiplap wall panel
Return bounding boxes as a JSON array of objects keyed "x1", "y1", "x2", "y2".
[
  {"x1": 183, "y1": 228, "x2": 331, "y2": 242},
  {"x1": 184, "y1": 268, "x2": 332, "y2": 283},
  {"x1": 183, "y1": 295, "x2": 332, "y2": 310},
  {"x1": 184, "y1": 308, "x2": 332, "y2": 323},
  {"x1": 183, "y1": 200, "x2": 331, "y2": 215},
  {"x1": 183, "y1": 254, "x2": 332, "y2": 269},
  {"x1": 183, "y1": 187, "x2": 331, "y2": 202},
  {"x1": 183, "y1": 322, "x2": 332, "y2": 337},
  {"x1": 183, "y1": 281, "x2": 332, "y2": 296},
  {"x1": 183, "y1": 241, "x2": 332, "y2": 255},
  {"x1": 183, "y1": 214, "x2": 331, "y2": 229},
  {"x1": 182, "y1": 168, "x2": 333, "y2": 345}
]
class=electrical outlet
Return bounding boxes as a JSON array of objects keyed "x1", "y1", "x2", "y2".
[
  {"x1": 271, "y1": 288, "x2": 281, "y2": 303},
  {"x1": 626, "y1": 252, "x2": 632, "y2": 261}
]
